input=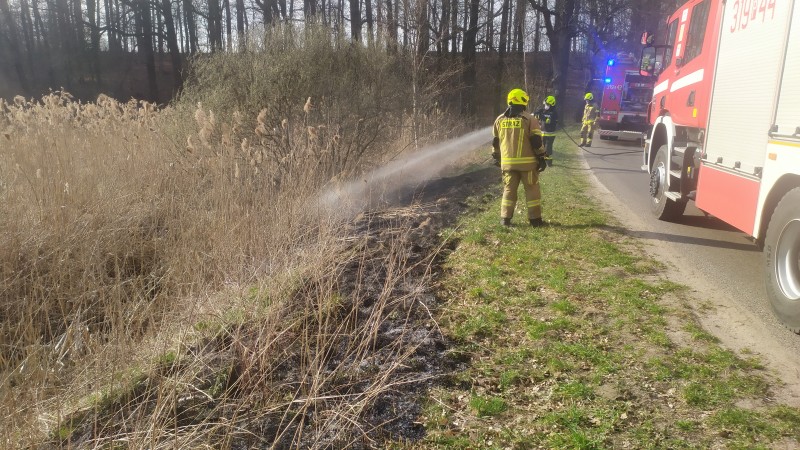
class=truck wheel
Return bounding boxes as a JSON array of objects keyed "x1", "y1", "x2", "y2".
[
  {"x1": 649, "y1": 145, "x2": 687, "y2": 221},
  {"x1": 764, "y1": 187, "x2": 800, "y2": 332}
]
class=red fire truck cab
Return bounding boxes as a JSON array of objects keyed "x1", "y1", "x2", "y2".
[
  {"x1": 641, "y1": 0, "x2": 800, "y2": 330},
  {"x1": 597, "y1": 52, "x2": 655, "y2": 141}
]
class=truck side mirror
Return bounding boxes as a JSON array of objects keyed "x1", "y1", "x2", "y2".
[
  {"x1": 641, "y1": 31, "x2": 654, "y2": 46},
  {"x1": 675, "y1": 57, "x2": 684, "y2": 68}
]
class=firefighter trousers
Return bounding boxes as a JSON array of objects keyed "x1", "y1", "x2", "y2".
[
  {"x1": 580, "y1": 120, "x2": 596, "y2": 143},
  {"x1": 501, "y1": 170, "x2": 542, "y2": 220},
  {"x1": 543, "y1": 135, "x2": 556, "y2": 166}
]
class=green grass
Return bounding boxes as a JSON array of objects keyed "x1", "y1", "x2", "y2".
[
  {"x1": 469, "y1": 395, "x2": 508, "y2": 417},
  {"x1": 411, "y1": 131, "x2": 800, "y2": 449}
]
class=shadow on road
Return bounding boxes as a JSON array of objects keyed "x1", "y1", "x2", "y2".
[
  {"x1": 626, "y1": 229, "x2": 759, "y2": 252},
  {"x1": 544, "y1": 221, "x2": 759, "y2": 252},
  {"x1": 671, "y1": 214, "x2": 742, "y2": 232}
]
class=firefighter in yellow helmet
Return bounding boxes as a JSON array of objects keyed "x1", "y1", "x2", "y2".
[
  {"x1": 491, "y1": 88, "x2": 547, "y2": 227},
  {"x1": 534, "y1": 95, "x2": 558, "y2": 167},
  {"x1": 580, "y1": 92, "x2": 599, "y2": 147}
]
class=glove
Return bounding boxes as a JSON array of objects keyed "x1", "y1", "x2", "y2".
[
  {"x1": 537, "y1": 155, "x2": 547, "y2": 172},
  {"x1": 492, "y1": 151, "x2": 501, "y2": 167}
]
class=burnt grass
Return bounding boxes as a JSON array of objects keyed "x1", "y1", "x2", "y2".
[{"x1": 46, "y1": 167, "x2": 499, "y2": 449}]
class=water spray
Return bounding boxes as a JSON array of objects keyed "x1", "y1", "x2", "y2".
[{"x1": 319, "y1": 127, "x2": 493, "y2": 216}]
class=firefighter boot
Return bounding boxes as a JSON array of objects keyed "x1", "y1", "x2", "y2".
[
  {"x1": 502, "y1": 218, "x2": 512, "y2": 227},
  {"x1": 585, "y1": 140, "x2": 592, "y2": 147},
  {"x1": 529, "y1": 218, "x2": 543, "y2": 227}
]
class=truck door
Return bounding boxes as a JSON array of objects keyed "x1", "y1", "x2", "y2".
[{"x1": 663, "y1": 0, "x2": 717, "y2": 128}]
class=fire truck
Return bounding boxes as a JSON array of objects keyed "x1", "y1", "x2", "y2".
[
  {"x1": 641, "y1": 0, "x2": 800, "y2": 330},
  {"x1": 597, "y1": 52, "x2": 655, "y2": 141}
]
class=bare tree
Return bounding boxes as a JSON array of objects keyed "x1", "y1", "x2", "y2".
[
  {"x1": 0, "y1": 0, "x2": 30, "y2": 91},
  {"x1": 527, "y1": 0, "x2": 578, "y2": 104}
]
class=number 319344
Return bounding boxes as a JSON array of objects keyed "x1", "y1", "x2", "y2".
[{"x1": 730, "y1": 0, "x2": 777, "y2": 33}]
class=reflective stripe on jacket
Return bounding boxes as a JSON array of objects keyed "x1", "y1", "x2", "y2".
[
  {"x1": 492, "y1": 111, "x2": 544, "y2": 172},
  {"x1": 582, "y1": 103, "x2": 598, "y2": 123}
]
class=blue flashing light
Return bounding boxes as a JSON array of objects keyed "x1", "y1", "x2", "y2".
[
  {"x1": 604, "y1": 77, "x2": 612, "y2": 84},
  {"x1": 607, "y1": 59, "x2": 615, "y2": 66}
]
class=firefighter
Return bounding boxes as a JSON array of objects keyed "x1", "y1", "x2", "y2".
[
  {"x1": 534, "y1": 95, "x2": 558, "y2": 167},
  {"x1": 491, "y1": 88, "x2": 547, "y2": 227},
  {"x1": 580, "y1": 92, "x2": 599, "y2": 147}
]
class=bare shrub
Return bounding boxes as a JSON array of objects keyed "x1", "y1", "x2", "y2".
[{"x1": 177, "y1": 23, "x2": 466, "y2": 177}]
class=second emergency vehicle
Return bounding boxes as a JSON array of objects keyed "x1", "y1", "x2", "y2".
[{"x1": 597, "y1": 52, "x2": 655, "y2": 141}]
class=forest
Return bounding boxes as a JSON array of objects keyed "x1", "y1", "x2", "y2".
[{"x1": 1, "y1": 0, "x2": 679, "y2": 110}]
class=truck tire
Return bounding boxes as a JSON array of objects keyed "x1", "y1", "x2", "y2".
[
  {"x1": 649, "y1": 145, "x2": 687, "y2": 221},
  {"x1": 764, "y1": 187, "x2": 800, "y2": 332}
]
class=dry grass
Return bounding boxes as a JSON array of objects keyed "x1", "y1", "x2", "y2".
[{"x1": 0, "y1": 59, "x2": 457, "y2": 446}]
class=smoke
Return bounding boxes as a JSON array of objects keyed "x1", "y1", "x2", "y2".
[{"x1": 319, "y1": 127, "x2": 492, "y2": 215}]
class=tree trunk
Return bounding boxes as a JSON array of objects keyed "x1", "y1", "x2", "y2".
[
  {"x1": 349, "y1": 0, "x2": 361, "y2": 42},
  {"x1": 438, "y1": 0, "x2": 449, "y2": 54},
  {"x1": 498, "y1": 0, "x2": 509, "y2": 54},
  {"x1": 208, "y1": 0, "x2": 223, "y2": 49},
  {"x1": 416, "y1": 0, "x2": 428, "y2": 56},
  {"x1": 161, "y1": 0, "x2": 183, "y2": 93},
  {"x1": 72, "y1": 0, "x2": 84, "y2": 47},
  {"x1": 364, "y1": 0, "x2": 373, "y2": 46},
  {"x1": 449, "y1": 0, "x2": 457, "y2": 52},
  {"x1": 156, "y1": 4, "x2": 164, "y2": 52},
  {"x1": 31, "y1": 0, "x2": 56, "y2": 86},
  {"x1": 462, "y1": 0, "x2": 479, "y2": 114},
  {"x1": 533, "y1": 6, "x2": 540, "y2": 52},
  {"x1": 527, "y1": 0, "x2": 577, "y2": 108},
  {"x1": 304, "y1": 0, "x2": 316, "y2": 18},
  {"x1": 224, "y1": 0, "x2": 232, "y2": 50},
  {"x1": 86, "y1": 0, "x2": 102, "y2": 82},
  {"x1": 385, "y1": 0, "x2": 395, "y2": 52},
  {"x1": 375, "y1": 0, "x2": 382, "y2": 46},
  {"x1": 496, "y1": 0, "x2": 509, "y2": 106},
  {"x1": 0, "y1": 0, "x2": 31, "y2": 92},
  {"x1": 485, "y1": 0, "x2": 493, "y2": 51},
  {"x1": 56, "y1": 0, "x2": 77, "y2": 87},
  {"x1": 135, "y1": 0, "x2": 158, "y2": 100},
  {"x1": 514, "y1": 0, "x2": 524, "y2": 52},
  {"x1": 18, "y1": 0, "x2": 37, "y2": 80},
  {"x1": 236, "y1": 0, "x2": 245, "y2": 50},
  {"x1": 183, "y1": 0, "x2": 198, "y2": 52}
]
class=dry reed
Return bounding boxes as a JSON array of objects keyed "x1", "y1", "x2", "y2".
[{"x1": 0, "y1": 79, "x2": 454, "y2": 447}]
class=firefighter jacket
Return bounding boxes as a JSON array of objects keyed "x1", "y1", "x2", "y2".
[
  {"x1": 582, "y1": 103, "x2": 599, "y2": 123},
  {"x1": 535, "y1": 106, "x2": 558, "y2": 136},
  {"x1": 492, "y1": 110, "x2": 545, "y2": 172}
]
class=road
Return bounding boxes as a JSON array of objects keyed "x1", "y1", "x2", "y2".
[{"x1": 570, "y1": 133, "x2": 800, "y2": 403}]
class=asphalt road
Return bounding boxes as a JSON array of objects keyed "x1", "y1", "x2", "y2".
[{"x1": 567, "y1": 131, "x2": 800, "y2": 398}]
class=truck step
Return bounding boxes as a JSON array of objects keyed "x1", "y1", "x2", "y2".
[
  {"x1": 670, "y1": 170, "x2": 682, "y2": 179},
  {"x1": 665, "y1": 191, "x2": 682, "y2": 201}
]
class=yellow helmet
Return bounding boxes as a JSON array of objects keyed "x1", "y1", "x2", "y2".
[
  {"x1": 584, "y1": 92, "x2": 594, "y2": 101},
  {"x1": 545, "y1": 95, "x2": 556, "y2": 106},
  {"x1": 507, "y1": 88, "x2": 530, "y2": 106}
]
